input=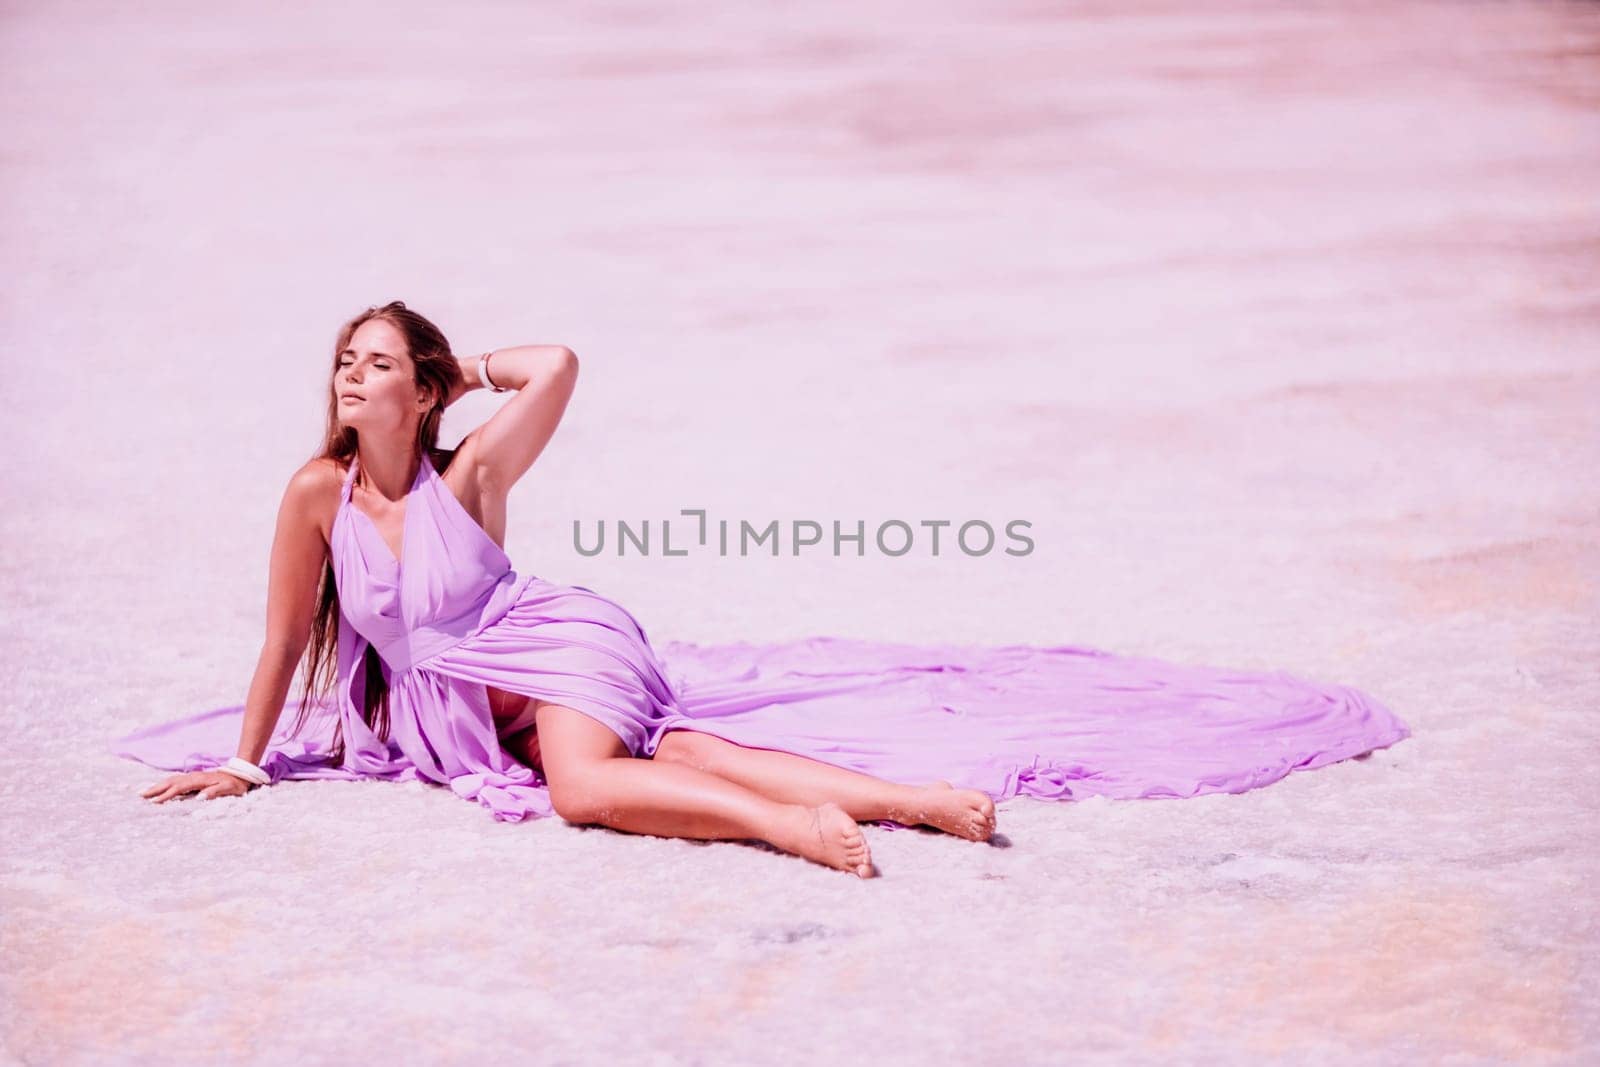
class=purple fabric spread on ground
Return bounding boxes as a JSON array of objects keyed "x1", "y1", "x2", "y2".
[{"x1": 109, "y1": 453, "x2": 1412, "y2": 825}]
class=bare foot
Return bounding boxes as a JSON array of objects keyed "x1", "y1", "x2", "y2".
[
  {"x1": 785, "y1": 802, "x2": 876, "y2": 878},
  {"x1": 899, "y1": 781, "x2": 996, "y2": 841}
]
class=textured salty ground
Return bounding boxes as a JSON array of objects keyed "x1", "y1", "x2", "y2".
[{"x1": 3, "y1": 2, "x2": 1598, "y2": 1064}]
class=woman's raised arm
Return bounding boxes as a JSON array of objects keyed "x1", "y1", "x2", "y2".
[{"x1": 459, "y1": 346, "x2": 579, "y2": 495}]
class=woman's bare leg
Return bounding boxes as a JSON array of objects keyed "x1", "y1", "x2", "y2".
[
  {"x1": 533, "y1": 701, "x2": 876, "y2": 878},
  {"x1": 653, "y1": 729, "x2": 996, "y2": 841}
]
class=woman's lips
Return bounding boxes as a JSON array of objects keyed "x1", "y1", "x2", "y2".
[{"x1": 340, "y1": 396, "x2": 365, "y2": 403}]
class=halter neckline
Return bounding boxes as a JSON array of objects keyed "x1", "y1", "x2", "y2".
[{"x1": 343, "y1": 451, "x2": 429, "y2": 569}]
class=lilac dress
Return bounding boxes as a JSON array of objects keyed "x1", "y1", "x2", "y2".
[{"x1": 109, "y1": 452, "x2": 1412, "y2": 824}]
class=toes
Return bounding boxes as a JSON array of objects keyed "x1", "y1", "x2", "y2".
[{"x1": 809, "y1": 803, "x2": 875, "y2": 875}]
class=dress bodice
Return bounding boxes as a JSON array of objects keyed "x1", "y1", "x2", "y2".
[{"x1": 333, "y1": 451, "x2": 530, "y2": 674}]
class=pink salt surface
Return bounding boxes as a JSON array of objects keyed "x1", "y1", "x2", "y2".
[{"x1": 3, "y1": 1, "x2": 1597, "y2": 1063}]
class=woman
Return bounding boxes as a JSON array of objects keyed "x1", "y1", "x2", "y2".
[{"x1": 114, "y1": 302, "x2": 1411, "y2": 879}]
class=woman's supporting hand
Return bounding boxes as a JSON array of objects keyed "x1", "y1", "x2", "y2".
[{"x1": 139, "y1": 770, "x2": 254, "y2": 803}]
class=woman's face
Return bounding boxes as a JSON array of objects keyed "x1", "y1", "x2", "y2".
[{"x1": 334, "y1": 318, "x2": 428, "y2": 431}]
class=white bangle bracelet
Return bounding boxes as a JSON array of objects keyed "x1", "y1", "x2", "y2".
[
  {"x1": 218, "y1": 756, "x2": 271, "y2": 787},
  {"x1": 480, "y1": 350, "x2": 508, "y2": 393}
]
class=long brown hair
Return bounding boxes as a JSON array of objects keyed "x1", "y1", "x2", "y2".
[{"x1": 283, "y1": 300, "x2": 465, "y2": 764}]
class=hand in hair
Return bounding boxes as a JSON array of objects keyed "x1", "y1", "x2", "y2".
[{"x1": 443, "y1": 353, "x2": 485, "y2": 409}]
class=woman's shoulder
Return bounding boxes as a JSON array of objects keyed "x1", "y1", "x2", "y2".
[
  {"x1": 290, "y1": 456, "x2": 348, "y2": 543},
  {"x1": 284, "y1": 456, "x2": 347, "y2": 518},
  {"x1": 298, "y1": 454, "x2": 348, "y2": 488}
]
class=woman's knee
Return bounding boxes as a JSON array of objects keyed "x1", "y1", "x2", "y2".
[
  {"x1": 546, "y1": 771, "x2": 606, "y2": 824},
  {"x1": 534, "y1": 702, "x2": 629, "y2": 761},
  {"x1": 534, "y1": 701, "x2": 630, "y2": 820}
]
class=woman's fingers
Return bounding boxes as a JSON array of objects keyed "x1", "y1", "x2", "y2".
[
  {"x1": 139, "y1": 770, "x2": 253, "y2": 804},
  {"x1": 141, "y1": 773, "x2": 199, "y2": 803}
]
